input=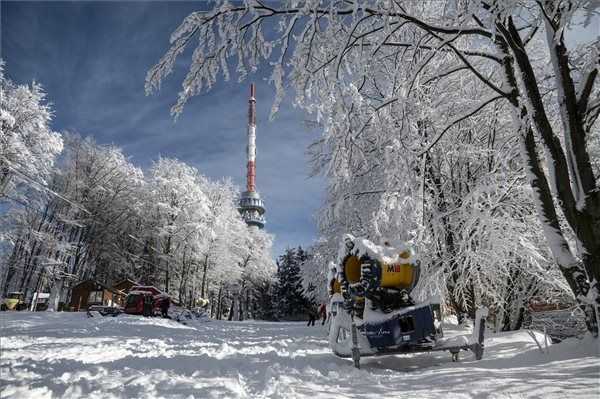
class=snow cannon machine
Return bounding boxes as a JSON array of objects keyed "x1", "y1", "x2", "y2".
[{"x1": 328, "y1": 235, "x2": 487, "y2": 368}]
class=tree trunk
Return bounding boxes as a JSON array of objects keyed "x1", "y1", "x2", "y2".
[
  {"x1": 201, "y1": 254, "x2": 209, "y2": 298},
  {"x1": 246, "y1": 288, "x2": 251, "y2": 320},
  {"x1": 48, "y1": 278, "x2": 63, "y2": 312},
  {"x1": 216, "y1": 285, "x2": 223, "y2": 320},
  {"x1": 238, "y1": 295, "x2": 244, "y2": 321},
  {"x1": 178, "y1": 250, "x2": 187, "y2": 305},
  {"x1": 228, "y1": 297, "x2": 235, "y2": 321},
  {"x1": 496, "y1": 31, "x2": 599, "y2": 335}
]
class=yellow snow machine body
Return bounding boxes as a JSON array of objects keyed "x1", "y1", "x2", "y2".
[{"x1": 327, "y1": 235, "x2": 487, "y2": 368}]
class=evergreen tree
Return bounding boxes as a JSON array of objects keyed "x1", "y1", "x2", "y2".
[
  {"x1": 273, "y1": 247, "x2": 309, "y2": 319},
  {"x1": 250, "y1": 277, "x2": 276, "y2": 321}
]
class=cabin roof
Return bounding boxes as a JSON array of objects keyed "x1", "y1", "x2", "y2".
[
  {"x1": 71, "y1": 279, "x2": 125, "y2": 296},
  {"x1": 112, "y1": 278, "x2": 140, "y2": 288}
]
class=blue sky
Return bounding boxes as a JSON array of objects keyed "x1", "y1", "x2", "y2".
[{"x1": 1, "y1": 1, "x2": 325, "y2": 257}]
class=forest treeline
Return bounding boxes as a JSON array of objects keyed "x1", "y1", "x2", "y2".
[{"x1": 0, "y1": 65, "x2": 275, "y2": 317}]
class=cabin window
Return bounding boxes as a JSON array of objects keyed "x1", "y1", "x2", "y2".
[
  {"x1": 127, "y1": 294, "x2": 139, "y2": 305},
  {"x1": 88, "y1": 291, "x2": 103, "y2": 304}
]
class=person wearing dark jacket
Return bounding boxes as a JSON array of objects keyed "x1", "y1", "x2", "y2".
[
  {"x1": 318, "y1": 303, "x2": 327, "y2": 325},
  {"x1": 160, "y1": 296, "x2": 170, "y2": 318},
  {"x1": 307, "y1": 306, "x2": 317, "y2": 326},
  {"x1": 143, "y1": 294, "x2": 153, "y2": 317}
]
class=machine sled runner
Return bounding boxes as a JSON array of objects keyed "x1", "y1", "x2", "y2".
[{"x1": 327, "y1": 235, "x2": 487, "y2": 368}]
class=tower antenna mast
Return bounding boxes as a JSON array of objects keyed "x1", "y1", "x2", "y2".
[{"x1": 239, "y1": 83, "x2": 266, "y2": 229}]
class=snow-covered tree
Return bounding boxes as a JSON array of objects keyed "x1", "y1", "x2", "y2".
[
  {"x1": 225, "y1": 226, "x2": 276, "y2": 320},
  {"x1": 143, "y1": 157, "x2": 211, "y2": 292},
  {"x1": 147, "y1": 0, "x2": 599, "y2": 334},
  {"x1": 1, "y1": 134, "x2": 143, "y2": 303},
  {"x1": 297, "y1": 244, "x2": 329, "y2": 306},
  {"x1": 0, "y1": 135, "x2": 276, "y2": 318},
  {"x1": 0, "y1": 62, "x2": 63, "y2": 203}
]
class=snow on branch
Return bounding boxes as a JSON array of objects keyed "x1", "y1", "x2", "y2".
[{"x1": 418, "y1": 95, "x2": 505, "y2": 157}]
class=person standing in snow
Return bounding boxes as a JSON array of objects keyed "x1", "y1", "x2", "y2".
[
  {"x1": 318, "y1": 303, "x2": 327, "y2": 325},
  {"x1": 160, "y1": 296, "x2": 170, "y2": 318},
  {"x1": 143, "y1": 293, "x2": 153, "y2": 317},
  {"x1": 307, "y1": 306, "x2": 316, "y2": 326}
]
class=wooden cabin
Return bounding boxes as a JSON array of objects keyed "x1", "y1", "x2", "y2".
[
  {"x1": 69, "y1": 280, "x2": 126, "y2": 311},
  {"x1": 112, "y1": 278, "x2": 140, "y2": 294}
]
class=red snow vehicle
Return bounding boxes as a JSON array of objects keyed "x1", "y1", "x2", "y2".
[{"x1": 124, "y1": 286, "x2": 169, "y2": 316}]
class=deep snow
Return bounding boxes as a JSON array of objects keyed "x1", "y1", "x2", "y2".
[{"x1": 0, "y1": 312, "x2": 598, "y2": 398}]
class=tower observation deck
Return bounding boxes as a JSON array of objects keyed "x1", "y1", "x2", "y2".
[{"x1": 239, "y1": 84, "x2": 266, "y2": 229}]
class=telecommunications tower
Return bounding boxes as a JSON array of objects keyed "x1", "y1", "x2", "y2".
[{"x1": 238, "y1": 84, "x2": 266, "y2": 229}]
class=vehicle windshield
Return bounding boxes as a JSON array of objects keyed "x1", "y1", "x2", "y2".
[{"x1": 8, "y1": 293, "x2": 22, "y2": 300}]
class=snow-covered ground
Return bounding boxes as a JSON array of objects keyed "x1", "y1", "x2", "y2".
[{"x1": 1, "y1": 312, "x2": 598, "y2": 398}]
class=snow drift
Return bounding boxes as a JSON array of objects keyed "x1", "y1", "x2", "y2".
[{"x1": 1, "y1": 312, "x2": 598, "y2": 398}]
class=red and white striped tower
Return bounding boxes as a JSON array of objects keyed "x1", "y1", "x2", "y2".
[
  {"x1": 239, "y1": 83, "x2": 266, "y2": 229},
  {"x1": 247, "y1": 83, "x2": 257, "y2": 192}
]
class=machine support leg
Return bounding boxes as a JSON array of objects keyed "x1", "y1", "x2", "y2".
[
  {"x1": 350, "y1": 313, "x2": 361, "y2": 369},
  {"x1": 450, "y1": 350, "x2": 459, "y2": 362},
  {"x1": 471, "y1": 307, "x2": 488, "y2": 360},
  {"x1": 478, "y1": 317, "x2": 486, "y2": 344}
]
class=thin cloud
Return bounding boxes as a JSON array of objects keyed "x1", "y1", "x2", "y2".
[{"x1": 1, "y1": 1, "x2": 325, "y2": 256}]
